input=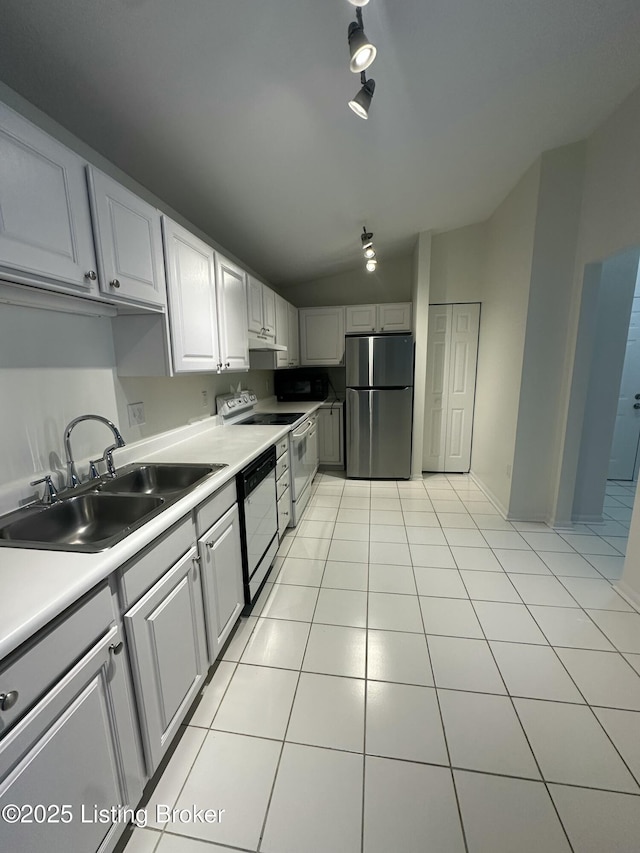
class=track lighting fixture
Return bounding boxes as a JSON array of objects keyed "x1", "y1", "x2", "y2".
[
  {"x1": 345, "y1": 3, "x2": 378, "y2": 118},
  {"x1": 349, "y1": 73, "x2": 375, "y2": 119},
  {"x1": 348, "y1": 8, "x2": 377, "y2": 73},
  {"x1": 361, "y1": 227, "x2": 378, "y2": 273}
]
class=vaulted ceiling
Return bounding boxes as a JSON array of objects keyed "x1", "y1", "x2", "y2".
[{"x1": 1, "y1": 0, "x2": 640, "y2": 285}]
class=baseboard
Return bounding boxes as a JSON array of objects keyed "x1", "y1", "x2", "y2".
[
  {"x1": 571, "y1": 513, "x2": 605, "y2": 525},
  {"x1": 615, "y1": 580, "x2": 640, "y2": 612},
  {"x1": 468, "y1": 473, "x2": 509, "y2": 518}
]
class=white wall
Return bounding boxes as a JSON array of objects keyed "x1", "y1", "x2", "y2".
[
  {"x1": 0, "y1": 305, "x2": 119, "y2": 491},
  {"x1": 470, "y1": 161, "x2": 541, "y2": 513},
  {"x1": 412, "y1": 233, "x2": 432, "y2": 478},
  {"x1": 572, "y1": 249, "x2": 639, "y2": 519},
  {"x1": 279, "y1": 253, "x2": 413, "y2": 308},
  {"x1": 508, "y1": 143, "x2": 586, "y2": 520},
  {"x1": 429, "y1": 223, "x2": 486, "y2": 305}
]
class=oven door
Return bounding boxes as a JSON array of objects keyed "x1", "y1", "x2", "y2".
[{"x1": 291, "y1": 416, "x2": 318, "y2": 501}]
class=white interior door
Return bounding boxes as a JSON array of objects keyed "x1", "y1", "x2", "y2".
[
  {"x1": 423, "y1": 303, "x2": 480, "y2": 473},
  {"x1": 608, "y1": 293, "x2": 640, "y2": 480}
]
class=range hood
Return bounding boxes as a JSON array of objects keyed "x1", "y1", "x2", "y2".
[{"x1": 248, "y1": 333, "x2": 287, "y2": 352}]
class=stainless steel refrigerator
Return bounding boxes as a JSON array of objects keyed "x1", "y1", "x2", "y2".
[{"x1": 346, "y1": 334, "x2": 415, "y2": 479}]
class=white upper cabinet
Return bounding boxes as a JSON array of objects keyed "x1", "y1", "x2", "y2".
[
  {"x1": 163, "y1": 218, "x2": 220, "y2": 373},
  {"x1": 275, "y1": 293, "x2": 289, "y2": 350},
  {"x1": 287, "y1": 302, "x2": 300, "y2": 367},
  {"x1": 0, "y1": 103, "x2": 98, "y2": 295},
  {"x1": 247, "y1": 275, "x2": 276, "y2": 339},
  {"x1": 300, "y1": 306, "x2": 345, "y2": 366},
  {"x1": 216, "y1": 254, "x2": 250, "y2": 372},
  {"x1": 346, "y1": 304, "x2": 377, "y2": 334},
  {"x1": 378, "y1": 302, "x2": 412, "y2": 332},
  {"x1": 87, "y1": 166, "x2": 167, "y2": 309},
  {"x1": 345, "y1": 302, "x2": 412, "y2": 334},
  {"x1": 263, "y1": 286, "x2": 276, "y2": 337}
]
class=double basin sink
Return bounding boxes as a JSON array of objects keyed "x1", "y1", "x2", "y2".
[{"x1": 0, "y1": 463, "x2": 227, "y2": 552}]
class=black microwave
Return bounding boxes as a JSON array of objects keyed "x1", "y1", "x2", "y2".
[{"x1": 274, "y1": 370, "x2": 328, "y2": 402}]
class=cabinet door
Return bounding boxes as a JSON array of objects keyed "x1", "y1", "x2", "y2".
[
  {"x1": 287, "y1": 303, "x2": 300, "y2": 367},
  {"x1": 275, "y1": 293, "x2": 289, "y2": 349},
  {"x1": 300, "y1": 307, "x2": 345, "y2": 366},
  {"x1": 216, "y1": 254, "x2": 250, "y2": 372},
  {"x1": 262, "y1": 286, "x2": 277, "y2": 338},
  {"x1": 198, "y1": 504, "x2": 244, "y2": 664},
  {"x1": 87, "y1": 167, "x2": 166, "y2": 308},
  {"x1": 0, "y1": 103, "x2": 98, "y2": 294},
  {"x1": 317, "y1": 406, "x2": 344, "y2": 466},
  {"x1": 378, "y1": 302, "x2": 412, "y2": 332},
  {"x1": 247, "y1": 275, "x2": 264, "y2": 334},
  {"x1": 0, "y1": 626, "x2": 145, "y2": 853},
  {"x1": 346, "y1": 304, "x2": 377, "y2": 334},
  {"x1": 124, "y1": 547, "x2": 207, "y2": 773},
  {"x1": 163, "y1": 218, "x2": 220, "y2": 372}
]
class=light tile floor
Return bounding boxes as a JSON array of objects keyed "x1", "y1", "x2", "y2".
[{"x1": 125, "y1": 474, "x2": 640, "y2": 853}]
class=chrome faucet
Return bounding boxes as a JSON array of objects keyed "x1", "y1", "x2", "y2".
[{"x1": 63, "y1": 414, "x2": 126, "y2": 488}]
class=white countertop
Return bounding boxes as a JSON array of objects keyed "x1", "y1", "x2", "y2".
[{"x1": 0, "y1": 398, "x2": 324, "y2": 661}]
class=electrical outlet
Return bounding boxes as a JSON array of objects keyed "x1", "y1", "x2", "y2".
[
  {"x1": 201, "y1": 390, "x2": 209, "y2": 408},
  {"x1": 128, "y1": 401, "x2": 145, "y2": 427}
]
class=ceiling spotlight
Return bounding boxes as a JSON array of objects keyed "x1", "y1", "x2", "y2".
[
  {"x1": 349, "y1": 75, "x2": 375, "y2": 119},
  {"x1": 348, "y1": 15, "x2": 377, "y2": 73},
  {"x1": 366, "y1": 259, "x2": 378, "y2": 273},
  {"x1": 364, "y1": 246, "x2": 376, "y2": 259},
  {"x1": 347, "y1": 0, "x2": 370, "y2": 6}
]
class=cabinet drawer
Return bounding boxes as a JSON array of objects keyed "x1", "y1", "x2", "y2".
[
  {"x1": 277, "y1": 472, "x2": 290, "y2": 501},
  {"x1": 278, "y1": 488, "x2": 291, "y2": 533},
  {"x1": 276, "y1": 437, "x2": 289, "y2": 459},
  {"x1": 276, "y1": 450, "x2": 290, "y2": 481},
  {"x1": 119, "y1": 514, "x2": 195, "y2": 608},
  {"x1": 0, "y1": 584, "x2": 114, "y2": 735},
  {"x1": 195, "y1": 479, "x2": 236, "y2": 536}
]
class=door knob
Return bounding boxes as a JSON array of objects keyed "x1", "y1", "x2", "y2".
[
  {"x1": 110, "y1": 279, "x2": 121, "y2": 289},
  {"x1": 84, "y1": 270, "x2": 97, "y2": 281}
]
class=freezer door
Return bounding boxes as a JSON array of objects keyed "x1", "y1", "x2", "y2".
[
  {"x1": 346, "y1": 387, "x2": 413, "y2": 479},
  {"x1": 345, "y1": 335, "x2": 414, "y2": 388}
]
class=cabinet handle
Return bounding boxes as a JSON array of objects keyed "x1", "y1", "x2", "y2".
[
  {"x1": 108, "y1": 641, "x2": 124, "y2": 655},
  {"x1": 0, "y1": 690, "x2": 19, "y2": 711},
  {"x1": 225, "y1": 361, "x2": 230, "y2": 368},
  {"x1": 206, "y1": 541, "x2": 216, "y2": 549},
  {"x1": 217, "y1": 362, "x2": 223, "y2": 369},
  {"x1": 85, "y1": 270, "x2": 97, "y2": 281},
  {"x1": 110, "y1": 279, "x2": 121, "y2": 289}
]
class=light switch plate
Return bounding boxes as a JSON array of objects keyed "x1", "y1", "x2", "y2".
[{"x1": 128, "y1": 401, "x2": 145, "y2": 426}]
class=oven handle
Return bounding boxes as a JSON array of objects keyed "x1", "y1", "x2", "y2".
[{"x1": 292, "y1": 419, "x2": 313, "y2": 440}]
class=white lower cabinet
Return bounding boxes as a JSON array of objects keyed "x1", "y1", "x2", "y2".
[
  {"x1": 198, "y1": 504, "x2": 244, "y2": 664},
  {"x1": 0, "y1": 624, "x2": 144, "y2": 853},
  {"x1": 317, "y1": 403, "x2": 344, "y2": 466},
  {"x1": 124, "y1": 546, "x2": 207, "y2": 774}
]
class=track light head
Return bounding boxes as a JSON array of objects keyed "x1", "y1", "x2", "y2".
[
  {"x1": 364, "y1": 246, "x2": 376, "y2": 259},
  {"x1": 366, "y1": 258, "x2": 378, "y2": 273},
  {"x1": 348, "y1": 21, "x2": 377, "y2": 73},
  {"x1": 349, "y1": 77, "x2": 375, "y2": 119},
  {"x1": 347, "y1": 0, "x2": 370, "y2": 6}
]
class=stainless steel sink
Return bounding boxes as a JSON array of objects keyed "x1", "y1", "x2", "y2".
[
  {"x1": 93, "y1": 463, "x2": 225, "y2": 496},
  {"x1": 0, "y1": 493, "x2": 165, "y2": 551}
]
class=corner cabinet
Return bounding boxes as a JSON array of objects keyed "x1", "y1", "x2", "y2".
[
  {"x1": 0, "y1": 103, "x2": 99, "y2": 296},
  {"x1": 87, "y1": 167, "x2": 167, "y2": 309},
  {"x1": 300, "y1": 306, "x2": 345, "y2": 366},
  {"x1": 198, "y1": 504, "x2": 244, "y2": 663},
  {"x1": 216, "y1": 254, "x2": 250, "y2": 372}
]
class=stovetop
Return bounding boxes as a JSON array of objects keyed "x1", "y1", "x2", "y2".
[{"x1": 237, "y1": 413, "x2": 305, "y2": 426}]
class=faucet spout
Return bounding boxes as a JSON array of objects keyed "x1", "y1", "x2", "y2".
[{"x1": 63, "y1": 414, "x2": 126, "y2": 488}]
